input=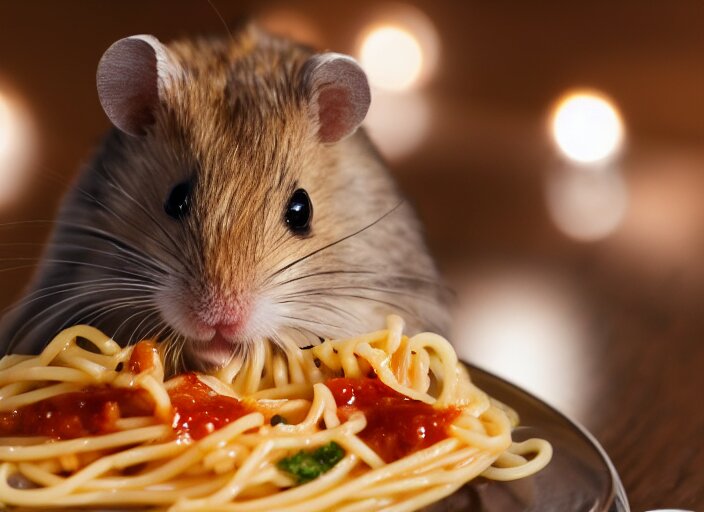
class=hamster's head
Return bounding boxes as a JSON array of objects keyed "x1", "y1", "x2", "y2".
[{"x1": 51, "y1": 28, "x2": 448, "y2": 370}]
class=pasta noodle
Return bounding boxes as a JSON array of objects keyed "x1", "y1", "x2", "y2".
[{"x1": 0, "y1": 316, "x2": 552, "y2": 511}]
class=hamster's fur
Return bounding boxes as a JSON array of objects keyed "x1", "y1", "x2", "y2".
[{"x1": 0, "y1": 27, "x2": 450, "y2": 370}]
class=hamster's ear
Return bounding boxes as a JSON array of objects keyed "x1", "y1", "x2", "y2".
[
  {"x1": 303, "y1": 53, "x2": 371, "y2": 144},
  {"x1": 96, "y1": 35, "x2": 176, "y2": 137}
]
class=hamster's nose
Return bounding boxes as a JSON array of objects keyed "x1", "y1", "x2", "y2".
[{"x1": 212, "y1": 322, "x2": 241, "y2": 339}]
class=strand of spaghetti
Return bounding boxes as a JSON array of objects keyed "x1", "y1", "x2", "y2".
[
  {"x1": 333, "y1": 431, "x2": 385, "y2": 469},
  {"x1": 16, "y1": 441, "x2": 184, "y2": 488},
  {"x1": 0, "y1": 382, "x2": 82, "y2": 411},
  {"x1": 175, "y1": 412, "x2": 370, "y2": 510},
  {"x1": 312, "y1": 329, "x2": 387, "y2": 372},
  {"x1": 214, "y1": 439, "x2": 463, "y2": 512},
  {"x1": 273, "y1": 383, "x2": 339, "y2": 433},
  {"x1": 54, "y1": 351, "x2": 117, "y2": 381},
  {"x1": 334, "y1": 496, "x2": 395, "y2": 512},
  {"x1": 0, "y1": 415, "x2": 264, "y2": 501},
  {"x1": 409, "y1": 446, "x2": 480, "y2": 474},
  {"x1": 231, "y1": 412, "x2": 367, "y2": 449},
  {"x1": 382, "y1": 481, "x2": 465, "y2": 512},
  {"x1": 136, "y1": 372, "x2": 172, "y2": 419},
  {"x1": 231, "y1": 456, "x2": 356, "y2": 511},
  {"x1": 354, "y1": 342, "x2": 434, "y2": 404},
  {"x1": 0, "y1": 425, "x2": 170, "y2": 461},
  {"x1": 202, "y1": 445, "x2": 252, "y2": 475},
  {"x1": 0, "y1": 354, "x2": 34, "y2": 371},
  {"x1": 408, "y1": 332, "x2": 459, "y2": 406},
  {"x1": 0, "y1": 381, "x2": 35, "y2": 400},
  {"x1": 38, "y1": 325, "x2": 119, "y2": 365},
  {"x1": 481, "y1": 438, "x2": 553, "y2": 481},
  {"x1": 0, "y1": 366, "x2": 94, "y2": 386},
  {"x1": 174, "y1": 439, "x2": 277, "y2": 509},
  {"x1": 449, "y1": 408, "x2": 513, "y2": 452},
  {"x1": 0, "y1": 464, "x2": 232, "y2": 506},
  {"x1": 56, "y1": 345, "x2": 119, "y2": 366},
  {"x1": 353, "y1": 452, "x2": 497, "y2": 499}
]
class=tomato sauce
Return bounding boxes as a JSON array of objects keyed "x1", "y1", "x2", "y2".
[
  {"x1": 326, "y1": 377, "x2": 460, "y2": 463},
  {"x1": 0, "y1": 387, "x2": 154, "y2": 439},
  {"x1": 0, "y1": 371, "x2": 252, "y2": 441},
  {"x1": 127, "y1": 340, "x2": 158, "y2": 374},
  {"x1": 167, "y1": 373, "x2": 253, "y2": 440}
]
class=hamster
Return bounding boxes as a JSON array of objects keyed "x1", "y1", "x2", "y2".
[{"x1": 0, "y1": 26, "x2": 450, "y2": 371}]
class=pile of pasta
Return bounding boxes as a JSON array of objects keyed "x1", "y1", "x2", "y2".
[{"x1": 0, "y1": 316, "x2": 551, "y2": 511}]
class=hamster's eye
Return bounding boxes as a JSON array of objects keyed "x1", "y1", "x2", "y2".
[
  {"x1": 285, "y1": 188, "x2": 312, "y2": 234},
  {"x1": 164, "y1": 181, "x2": 191, "y2": 219}
]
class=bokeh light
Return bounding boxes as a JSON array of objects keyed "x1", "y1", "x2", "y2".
[
  {"x1": 551, "y1": 91, "x2": 624, "y2": 164},
  {"x1": 0, "y1": 89, "x2": 35, "y2": 209},
  {"x1": 545, "y1": 166, "x2": 628, "y2": 241},
  {"x1": 360, "y1": 26, "x2": 423, "y2": 91},
  {"x1": 452, "y1": 269, "x2": 593, "y2": 418},
  {"x1": 0, "y1": 96, "x2": 12, "y2": 157},
  {"x1": 357, "y1": 4, "x2": 439, "y2": 92},
  {"x1": 364, "y1": 90, "x2": 430, "y2": 161}
]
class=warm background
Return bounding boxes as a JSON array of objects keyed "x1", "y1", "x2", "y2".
[{"x1": 0, "y1": 1, "x2": 702, "y2": 509}]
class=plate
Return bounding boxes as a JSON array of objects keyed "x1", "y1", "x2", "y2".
[{"x1": 424, "y1": 363, "x2": 630, "y2": 512}]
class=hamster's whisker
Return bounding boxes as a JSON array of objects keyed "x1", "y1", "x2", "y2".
[
  {"x1": 162, "y1": 334, "x2": 187, "y2": 375},
  {"x1": 39, "y1": 258, "x2": 164, "y2": 283},
  {"x1": 278, "y1": 285, "x2": 440, "y2": 303},
  {"x1": 277, "y1": 298, "x2": 362, "y2": 325},
  {"x1": 118, "y1": 308, "x2": 160, "y2": 346},
  {"x1": 266, "y1": 200, "x2": 405, "y2": 283},
  {"x1": 81, "y1": 299, "x2": 156, "y2": 330},
  {"x1": 278, "y1": 314, "x2": 346, "y2": 333},
  {"x1": 281, "y1": 291, "x2": 414, "y2": 317},
  {"x1": 59, "y1": 223, "x2": 175, "y2": 275},
  {"x1": 267, "y1": 269, "x2": 375, "y2": 289},
  {"x1": 0, "y1": 280, "x2": 161, "y2": 318},
  {"x1": 47, "y1": 243, "x2": 167, "y2": 278},
  {"x1": 72, "y1": 175, "x2": 184, "y2": 266},
  {"x1": 0, "y1": 219, "x2": 57, "y2": 229},
  {"x1": 1, "y1": 254, "x2": 162, "y2": 283},
  {"x1": 104, "y1": 177, "x2": 186, "y2": 264},
  {"x1": 7, "y1": 295, "x2": 153, "y2": 352}
]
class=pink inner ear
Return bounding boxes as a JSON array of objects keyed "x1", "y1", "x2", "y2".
[
  {"x1": 304, "y1": 54, "x2": 371, "y2": 144},
  {"x1": 97, "y1": 38, "x2": 159, "y2": 136},
  {"x1": 317, "y1": 86, "x2": 354, "y2": 143}
]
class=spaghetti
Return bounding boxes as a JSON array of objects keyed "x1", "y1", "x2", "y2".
[{"x1": 0, "y1": 316, "x2": 551, "y2": 511}]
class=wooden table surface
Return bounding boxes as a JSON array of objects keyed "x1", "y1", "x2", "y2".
[{"x1": 0, "y1": 2, "x2": 703, "y2": 511}]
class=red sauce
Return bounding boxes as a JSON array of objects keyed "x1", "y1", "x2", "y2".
[
  {"x1": 0, "y1": 387, "x2": 154, "y2": 439},
  {"x1": 326, "y1": 377, "x2": 460, "y2": 463},
  {"x1": 127, "y1": 340, "x2": 158, "y2": 374},
  {"x1": 167, "y1": 373, "x2": 253, "y2": 440},
  {"x1": 0, "y1": 373, "x2": 252, "y2": 441}
]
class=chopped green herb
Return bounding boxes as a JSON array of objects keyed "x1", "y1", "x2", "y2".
[
  {"x1": 270, "y1": 414, "x2": 287, "y2": 426},
  {"x1": 277, "y1": 441, "x2": 345, "y2": 484}
]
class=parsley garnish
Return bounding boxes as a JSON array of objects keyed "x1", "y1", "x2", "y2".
[{"x1": 277, "y1": 442, "x2": 345, "y2": 484}]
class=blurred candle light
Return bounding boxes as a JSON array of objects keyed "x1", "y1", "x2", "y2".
[
  {"x1": 0, "y1": 89, "x2": 35, "y2": 209},
  {"x1": 357, "y1": 4, "x2": 439, "y2": 92},
  {"x1": 364, "y1": 90, "x2": 430, "y2": 161},
  {"x1": 551, "y1": 91, "x2": 624, "y2": 164},
  {"x1": 360, "y1": 26, "x2": 423, "y2": 91},
  {"x1": 452, "y1": 269, "x2": 593, "y2": 418},
  {"x1": 546, "y1": 166, "x2": 628, "y2": 241},
  {"x1": 357, "y1": 5, "x2": 438, "y2": 160}
]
